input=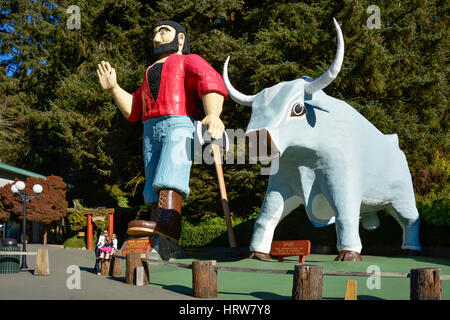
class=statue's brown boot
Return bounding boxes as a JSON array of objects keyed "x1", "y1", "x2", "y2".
[
  {"x1": 127, "y1": 189, "x2": 182, "y2": 244},
  {"x1": 127, "y1": 204, "x2": 157, "y2": 237},
  {"x1": 334, "y1": 250, "x2": 362, "y2": 261},
  {"x1": 249, "y1": 251, "x2": 272, "y2": 261}
]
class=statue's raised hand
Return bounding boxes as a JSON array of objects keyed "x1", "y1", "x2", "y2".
[{"x1": 97, "y1": 61, "x2": 117, "y2": 91}]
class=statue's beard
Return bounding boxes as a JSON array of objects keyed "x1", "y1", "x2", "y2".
[{"x1": 153, "y1": 38, "x2": 179, "y2": 58}]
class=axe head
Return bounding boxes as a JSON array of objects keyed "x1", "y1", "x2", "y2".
[{"x1": 195, "y1": 121, "x2": 229, "y2": 152}]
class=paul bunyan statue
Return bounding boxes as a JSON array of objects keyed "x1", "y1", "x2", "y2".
[
  {"x1": 223, "y1": 19, "x2": 421, "y2": 261},
  {"x1": 97, "y1": 21, "x2": 228, "y2": 244}
]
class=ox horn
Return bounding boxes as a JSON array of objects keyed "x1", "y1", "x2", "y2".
[
  {"x1": 304, "y1": 18, "x2": 344, "y2": 95},
  {"x1": 223, "y1": 56, "x2": 257, "y2": 106}
]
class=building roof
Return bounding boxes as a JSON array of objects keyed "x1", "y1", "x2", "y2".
[{"x1": 0, "y1": 162, "x2": 46, "y2": 179}]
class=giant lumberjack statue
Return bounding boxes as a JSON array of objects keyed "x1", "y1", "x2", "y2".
[{"x1": 97, "y1": 21, "x2": 228, "y2": 244}]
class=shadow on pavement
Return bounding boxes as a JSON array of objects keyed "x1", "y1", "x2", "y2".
[{"x1": 152, "y1": 283, "x2": 192, "y2": 296}]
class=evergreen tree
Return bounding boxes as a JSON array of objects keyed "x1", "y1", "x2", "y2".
[{"x1": 0, "y1": 1, "x2": 448, "y2": 226}]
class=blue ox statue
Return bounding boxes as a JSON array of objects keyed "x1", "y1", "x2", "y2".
[{"x1": 223, "y1": 19, "x2": 421, "y2": 261}]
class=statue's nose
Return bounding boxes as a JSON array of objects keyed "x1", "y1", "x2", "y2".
[{"x1": 153, "y1": 34, "x2": 162, "y2": 46}]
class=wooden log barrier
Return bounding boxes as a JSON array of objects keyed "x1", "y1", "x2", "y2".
[
  {"x1": 126, "y1": 253, "x2": 148, "y2": 285},
  {"x1": 101, "y1": 258, "x2": 111, "y2": 276},
  {"x1": 110, "y1": 255, "x2": 123, "y2": 277},
  {"x1": 292, "y1": 264, "x2": 323, "y2": 300},
  {"x1": 192, "y1": 260, "x2": 218, "y2": 298},
  {"x1": 34, "y1": 249, "x2": 50, "y2": 276},
  {"x1": 410, "y1": 268, "x2": 442, "y2": 300}
]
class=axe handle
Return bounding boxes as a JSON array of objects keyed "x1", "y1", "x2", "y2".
[{"x1": 211, "y1": 143, "x2": 237, "y2": 248}]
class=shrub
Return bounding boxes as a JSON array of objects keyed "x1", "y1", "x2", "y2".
[
  {"x1": 63, "y1": 235, "x2": 86, "y2": 249},
  {"x1": 179, "y1": 217, "x2": 247, "y2": 247}
]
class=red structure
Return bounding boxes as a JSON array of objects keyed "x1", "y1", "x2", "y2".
[{"x1": 84, "y1": 208, "x2": 114, "y2": 250}]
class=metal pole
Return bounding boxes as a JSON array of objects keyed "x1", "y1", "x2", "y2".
[{"x1": 20, "y1": 193, "x2": 28, "y2": 270}]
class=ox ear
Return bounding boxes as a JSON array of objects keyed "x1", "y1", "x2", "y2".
[
  {"x1": 305, "y1": 101, "x2": 329, "y2": 113},
  {"x1": 304, "y1": 18, "x2": 344, "y2": 95},
  {"x1": 223, "y1": 56, "x2": 257, "y2": 106}
]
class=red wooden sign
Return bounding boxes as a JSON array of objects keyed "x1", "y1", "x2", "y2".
[
  {"x1": 122, "y1": 238, "x2": 154, "y2": 256},
  {"x1": 270, "y1": 240, "x2": 311, "y2": 263}
]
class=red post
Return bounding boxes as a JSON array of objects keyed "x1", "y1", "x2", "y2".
[
  {"x1": 87, "y1": 214, "x2": 93, "y2": 250},
  {"x1": 108, "y1": 211, "x2": 114, "y2": 235}
]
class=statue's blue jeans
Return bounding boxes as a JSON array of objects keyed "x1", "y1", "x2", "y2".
[{"x1": 142, "y1": 115, "x2": 195, "y2": 204}]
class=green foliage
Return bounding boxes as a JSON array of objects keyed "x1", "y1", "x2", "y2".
[
  {"x1": 105, "y1": 184, "x2": 130, "y2": 208},
  {"x1": 179, "y1": 216, "x2": 244, "y2": 247},
  {"x1": 67, "y1": 209, "x2": 87, "y2": 231},
  {"x1": 1, "y1": 0, "x2": 448, "y2": 233},
  {"x1": 63, "y1": 235, "x2": 86, "y2": 249},
  {"x1": 417, "y1": 196, "x2": 450, "y2": 227}
]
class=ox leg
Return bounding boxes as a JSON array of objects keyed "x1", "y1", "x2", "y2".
[
  {"x1": 387, "y1": 204, "x2": 421, "y2": 254},
  {"x1": 249, "y1": 190, "x2": 300, "y2": 257},
  {"x1": 332, "y1": 199, "x2": 363, "y2": 261}
]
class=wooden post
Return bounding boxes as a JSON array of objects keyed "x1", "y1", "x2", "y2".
[
  {"x1": 101, "y1": 259, "x2": 111, "y2": 276},
  {"x1": 34, "y1": 248, "x2": 50, "y2": 276},
  {"x1": 344, "y1": 280, "x2": 357, "y2": 300},
  {"x1": 110, "y1": 255, "x2": 122, "y2": 277},
  {"x1": 292, "y1": 265, "x2": 323, "y2": 300},
  {"x1": 86, "y1": 214, "x2": 93, "y2": 250},
  {"x1": 410, "y1": 268, "x2": 442, "y2": 300},
  {"x1": 126, "y1": 253, "x2": 148, "y2": 285},
  {"x1": 192, "y1": 260, "x2": 218, "y2": 298}
]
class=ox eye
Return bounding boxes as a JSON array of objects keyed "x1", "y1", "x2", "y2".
[{"x1": 291, "y1": 103, "x2": 306, "y2": 117}]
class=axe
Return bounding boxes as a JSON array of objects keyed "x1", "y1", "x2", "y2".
[{"x1": 195, "y1": 121, "x2": 237, "y2": 248}]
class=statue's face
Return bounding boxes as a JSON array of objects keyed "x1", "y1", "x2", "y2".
[
  {"x1": 153, "y1": 25, "x2": 177, "y2": 47},
  {"x1": 153, "y1": 24, "x2": 185, "y2": 57}
]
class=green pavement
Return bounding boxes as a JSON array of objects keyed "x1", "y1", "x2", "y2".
[
  {"x1": 1, "y1": 244, "x2": 449, "y2": 300},
  {"x1": 147, "y1": 253, "x2": 450, "y2": 300}
]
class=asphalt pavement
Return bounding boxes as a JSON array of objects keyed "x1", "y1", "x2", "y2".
[{"x1": 0, "y1": 244, "x2": 198, "y2": 300}]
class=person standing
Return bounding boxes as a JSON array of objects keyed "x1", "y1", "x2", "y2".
[{"x1": 93, "y1": 230, "x2": 108, "y2": 275}]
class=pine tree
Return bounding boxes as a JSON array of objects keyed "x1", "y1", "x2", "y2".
[{"x1": 1, "y1": 0, "x2": 448, "y2": 225}]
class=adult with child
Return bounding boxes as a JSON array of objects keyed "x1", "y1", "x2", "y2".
[{"x1": 94, "y1": 230, "x2": 108, "y2": 275}]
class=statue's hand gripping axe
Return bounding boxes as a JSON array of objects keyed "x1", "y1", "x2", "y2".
[{"x1": 195, "y1": 121, "x2": 237, "y2": 248}]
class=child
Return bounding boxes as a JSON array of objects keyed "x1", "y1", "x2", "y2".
[
  {"x1": 112, "y1": 234, "x2": 118, "y2": 253},
  {"x1": 99, "y1": 235, "x2": 114, "y2": 259}
]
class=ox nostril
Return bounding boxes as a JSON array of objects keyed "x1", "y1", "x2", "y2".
[{"x1": 246, "y1": 130, "x2": 279, "y2": 161}]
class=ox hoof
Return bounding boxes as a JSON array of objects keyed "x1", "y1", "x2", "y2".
[
  {"x1": 401, "y1": 249, "x2": 422, "y2": 257},
  {"x1": 335, "y1": 250, "x2": 362, "y2": 262},
  {"x1": 249, "y1": 251, "x2": 272, "y2": 261}
]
